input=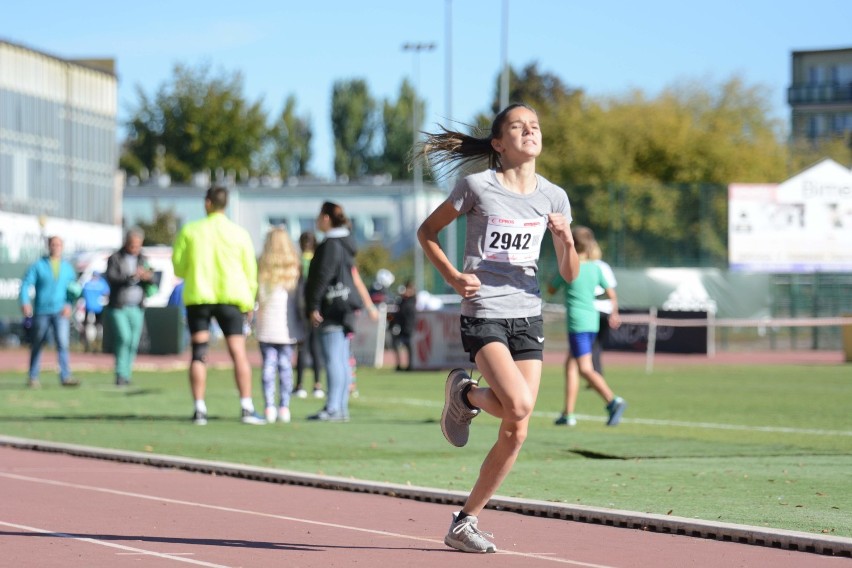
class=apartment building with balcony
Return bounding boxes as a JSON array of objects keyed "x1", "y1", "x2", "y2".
[{"x1": 788, "y1": 46, "x2": 852, "y2": 143}]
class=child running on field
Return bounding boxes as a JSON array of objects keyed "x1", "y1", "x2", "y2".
[
  {"x1": 417, "y1": 103, "x2": 580, "y2": 553},
  {"x1": 550, "y1": 226, "x2": 626, "y2": 427},
  {"x1": 255, "y1": 227, "x2": 304, "y2": 424}
]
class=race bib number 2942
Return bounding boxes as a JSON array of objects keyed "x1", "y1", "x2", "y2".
[{"x1": 482, "y1": 216, "x2": 547, "y2": 263}]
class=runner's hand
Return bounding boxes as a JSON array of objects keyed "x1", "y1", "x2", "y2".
[
  {"x1": 451, "y1": 272, "x2": 481, "y2": 299},
  {"x1": 547, "y1": 213, "x2": 573, "y2": 247}
]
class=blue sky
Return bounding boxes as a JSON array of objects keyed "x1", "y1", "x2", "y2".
[{"x1": 3, "y1": 0, "x2": 851, "y2": 179}]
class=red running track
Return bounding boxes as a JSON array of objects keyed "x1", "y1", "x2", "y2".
[{"x1": 0, "y1": 446, "x2": 846, "y2": 568}]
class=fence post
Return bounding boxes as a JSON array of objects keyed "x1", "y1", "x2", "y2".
[
  {"x1": 646, "y1": 307, "x2": 657, "y2": 374},
  {"x1": 707, "y1": 310, "x2": 716, "y2": 358}
]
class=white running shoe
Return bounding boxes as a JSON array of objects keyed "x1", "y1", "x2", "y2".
[
  {"x1": 265, "y1": 406, "x2": 278, "y2": 423},
  {"x1": 444, "y1": 512, "x2": 496, "y2": 553},
  {"x1": 277, "y1": 407, "x2": 291, "y2": 423},
  {"x1": 294, "y1": 388, "x2": 308, "y2": 399},
  {"x1": 312, "y1": 388, "x2": 325, "y2": 399}
]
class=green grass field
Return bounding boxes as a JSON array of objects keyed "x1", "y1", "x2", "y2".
[{"x1": 1, "y1": 362, "x2": 849, "y2": 537}]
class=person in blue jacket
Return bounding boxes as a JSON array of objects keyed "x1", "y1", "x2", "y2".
[{"x1": 19, "y1": 236, "x2": 81, "y2": 388}]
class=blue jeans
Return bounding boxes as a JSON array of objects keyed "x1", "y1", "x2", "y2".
[
  {"x1": 259, "y1": 342, "x2": 295, "y2": 409},
  {"x1": 29, "y1": 313, "x2": 72, "y2": 382},
  {"x1": 319, "y1": 328, "x2": 351, "y2": 417}
]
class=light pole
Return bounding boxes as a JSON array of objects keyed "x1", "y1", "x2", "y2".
[
  {"x1": 444, "y1": 0, "x2": 458, "y2": 273},
  {"x1": 500, "y1": 0, "x2": 510, "y2": 109},
  {"x1": 402, "y1": 41, "x2": 436, "y2": 293}
]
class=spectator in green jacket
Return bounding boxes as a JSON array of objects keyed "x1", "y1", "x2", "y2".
[{"x1": 172, "y1": 186, "x2": 264, "y2": 425}]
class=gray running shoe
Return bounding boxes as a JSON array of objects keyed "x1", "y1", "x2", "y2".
[
  {"x1": 440, "y1": 369, "x2": 480, "y2": 447},
  {"x1": 606, "y1": 396, "x2": 627, "y2": 426},
  {"x1": 444, "y1": 513, "x2": 496, "y2": 553}
]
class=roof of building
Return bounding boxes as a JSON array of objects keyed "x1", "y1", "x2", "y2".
[{"x1": 0, "y1": 38, "x2": 116, "y2": 77}]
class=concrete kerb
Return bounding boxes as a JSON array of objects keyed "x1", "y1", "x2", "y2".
[{"x1": 1, "y1": 435, "x2": 849, "y2": 558}]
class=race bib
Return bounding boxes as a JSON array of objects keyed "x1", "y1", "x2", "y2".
[{"x1": 483, "y1": 216, "x2": 547, "y2": 263}]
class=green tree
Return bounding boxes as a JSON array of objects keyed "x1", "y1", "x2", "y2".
[
  {"x1": 122, "y1": 63, "x2": 268, "y2": 183},
  {"x1": 331, "y1": 79, "x2": 377, "y2": 178},
  {"x1": 788, "y1": 137, "x2": 852, "y2": 172},
  {"x1": 376, "y1": 79, "x2": 421, "y2": 180},
  {"x1": 132, "y1": 206, "x2": 181, "y2": 246},
  {"x1": 267, "y1": 95, "x2": 313, "y2": 179}
]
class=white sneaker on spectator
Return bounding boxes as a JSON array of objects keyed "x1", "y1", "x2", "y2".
[{"x1": 265, "y1": 406, "x2": 278, "y2": 423}]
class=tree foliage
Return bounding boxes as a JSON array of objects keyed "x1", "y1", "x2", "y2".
[
  {"x1": 267, "y1": 95, "x2": 313, "y2": 179},
  {"x1": 123, "y1": 64, "x2": 272, "y2": 183},
  {"x1": 131, "y1": 206, "x2": 181, "y2": 246},
  {"x1": 122, "y1": 63, "x2": 313, "y2": 183},
  {"x1": 376, "y1": 79, "x2": 421, "y2": 180},
  {"x1": 331, "y1": 79, "x2": 377, "y2": 178}
]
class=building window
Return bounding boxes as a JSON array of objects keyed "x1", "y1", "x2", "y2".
[
  {"x1": 267, "y1": 217, "x2": 288, "y2": 229},
  {"x1": 808, "y1": 66, "x2": 823, "y2": 85},
  {"x1": 299, "y1": 217, "x2": 315, "y2": 234},
  {"x1": 370, "y1": 216, "x2": 390, "y2": 240}
]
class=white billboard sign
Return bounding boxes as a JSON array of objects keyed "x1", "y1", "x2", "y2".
[{"x1": 728, "y1": 159, "x2": 852, "y2": 272}]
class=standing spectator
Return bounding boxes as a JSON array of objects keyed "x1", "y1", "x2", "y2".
[
  {"x1": 80, "y1": 271, "x2": 110, "y2": 353},
  {"x1": 551, "y1": 226, "x2": 625, "y2": 427},
  {"x1": 167, "y1": 278, "x2": 190, "y2": 350},
  {"x1": 391, "y1": 280, "x2": 416, "y2": 371},
  {"x1": 293, "y1": 231, "x2": 324, "y2": 399},
  {"x1": 172, "y1": 186, "x2": 264, "y2": 425},
  {"x1": 255, "y1": 227, "x2": 304, "y2": 423},
  {"x1": 105, "y1": 228, "x2": 156, "y2": 386},
  {"x1": 416, "y1": 103, "x2": 579, "y2": 553},
  {"x1": 589, "y1": 239, "x2": 617, "y2": 376},
  {"x1": 304, "y1": 202, "x2": 378, "y2": 422},
  {"x1": 19, "y1": 235, "x2": 81, "y2": 388}
]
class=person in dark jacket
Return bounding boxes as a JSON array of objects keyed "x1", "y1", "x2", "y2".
[
  {"x1": 105, "y1": 228, "x2": 155, "y2": 386},
  {"x1": 391, "y1": 280, "x2": 416, "y2": 371},
  {"x1": 304, "y1": 202, "x2": 377, "y2": 421}
]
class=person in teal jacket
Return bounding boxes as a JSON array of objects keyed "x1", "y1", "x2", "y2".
[{"x1": 19, "y1": 236, "x2": 81, "y2": 388}]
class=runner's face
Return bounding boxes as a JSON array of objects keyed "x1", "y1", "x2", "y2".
[{"x1": 494, "y1": 107, "x2": 542, "y2": 161}]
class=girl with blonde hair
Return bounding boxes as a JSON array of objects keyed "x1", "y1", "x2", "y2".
[{"x1": 255, "y1": 227, "x2": 304, "y2": 423}]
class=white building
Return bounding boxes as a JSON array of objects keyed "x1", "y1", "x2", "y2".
[
  {"x1": 122, "y1": 179, "x2": 449, "y2": 260},
  {"x1": 0, "y1": 39, "x2": 122, "y2": 263}
]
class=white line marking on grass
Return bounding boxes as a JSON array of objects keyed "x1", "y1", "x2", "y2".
[
  {"x1": 0, "y1": 473, "x2": 615, "y2": 567},
  {"x1": 381, "y1": 397, "x2": 852, "y2": 437},
  {"x1": 0, "y1": 521, "x2": 231, "y2": 567}
]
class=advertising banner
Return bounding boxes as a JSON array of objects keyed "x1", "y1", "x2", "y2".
[
  {"x1": 728, "y1": 159, "x2": 852, "y2": 272},
  {"x1": 411, "y1": 308, "x2": 469, "y2": 370}
]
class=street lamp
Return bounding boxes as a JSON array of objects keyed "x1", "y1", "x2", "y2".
[{"x1": 402, "y1": 41, "x2": 436, "y2": 293}]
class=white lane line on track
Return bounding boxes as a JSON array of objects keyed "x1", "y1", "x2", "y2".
[
  {"x1": 0, "y1": 520, "x2": 231, "y2": 567},
  {"x1": 381, "y1": 397, "x2": 852, "y2": 437},
  {"x1": 0, "y1": 472, "x2": 615, "y2": 567}
]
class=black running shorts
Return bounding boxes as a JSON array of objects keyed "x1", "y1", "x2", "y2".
[
  {"x1": 459, "y1": 315, "x2": 544, "y2": 363},
  {"x1": 186, "y1": 304, "x2": 246, "y2": 337}
]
